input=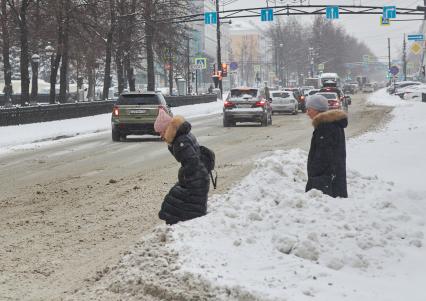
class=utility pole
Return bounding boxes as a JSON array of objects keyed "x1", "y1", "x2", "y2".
[
  {"x1": 388, "y1": 38, "x2": 391, "y2": 71},
  {"x1": 403, "y1": 34, "x2": 407, "y2": 81},
  {"x1": 187, "y1": 38, "x2": 191, "y2": 95},
  {"x1": 216, "y1": 0, "x2": 223, "y2": 99}
]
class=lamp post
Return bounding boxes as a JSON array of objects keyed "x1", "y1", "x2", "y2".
[
  {"x1": 45, "y1": 44, "x2": 55, "y2": 104},
  {"x1": 30, "y1": 54, "x2": 40, "y2": 105}
]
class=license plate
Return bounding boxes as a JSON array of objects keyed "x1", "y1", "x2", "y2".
[
  {"x1": 129, "y1": 109, "x2": 147, "y2": 114},
  {"x1": 238, "y1": 104, "x2": 252, "y2": 108}
]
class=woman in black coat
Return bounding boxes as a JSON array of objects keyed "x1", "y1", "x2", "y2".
[
  {"x1": 305, "y1": 95, "x2": 348, "y2": 198},
  {"x1": 156, "y1": 115, "x2": 210, "y2": 225}
]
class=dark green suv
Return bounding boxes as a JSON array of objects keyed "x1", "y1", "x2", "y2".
[{"x1": 111, "y1": 92, "x2": 172, "y2": 141}]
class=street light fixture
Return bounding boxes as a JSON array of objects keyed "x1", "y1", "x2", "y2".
[
  {"x1": 30, "y1": 54, "x2": 40, "y2": 105},
  {"x1": 45, "y1": 44, "x2": 56, "y2": 104}
]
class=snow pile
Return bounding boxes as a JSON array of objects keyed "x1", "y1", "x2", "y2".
[
  {"x1": 366, "y1": 88, "x2": 405, "y2": 107},
  {"x1": 167, "y1": 149, "x2": 425, "y2": 301},
  {"x1": 0, "y1": 100, "x2": 222, "y2": 152},
  {"x1": 349, "y1": 99, "x2": 426, "y2": 190}
]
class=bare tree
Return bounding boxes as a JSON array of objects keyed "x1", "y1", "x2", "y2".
[
  {"x1": 7, "y1": 0, "x2": 33, "y2": 105},
  {"x1": 1, "y1": 0, "x2": 13, "y2": 105}
]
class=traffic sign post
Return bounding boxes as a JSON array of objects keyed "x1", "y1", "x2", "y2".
[
  {"x1": 230, "y1": 62, "x2": 238, "y2": 71},
  {"x1": 410, "y1": 42, "x2": 422, "y2": 55},
  {"x1": 383, "y1": 6, "x2": 397, "y2": 19},
  {"x1": 261, "y1": 8, "x2": 274, "y2": 22},
  {"x1": 326, "y1": 6, "x2": 339, "y2": 20},
  {"x1": 204, "y1": 12, "x2": 217, "y2": 25},
  {"x1": 194, "y1": 57, "x2": 207, "y2": 69},
  {"x1": 380, "y1": 16, "x2": 390, "y2": 26},
  {"x1": 389, "y1": 66, "x2": 399, "y2": 76},
  {"x1": 408, "y1": 34, "x2": 424, "y2": 41}
]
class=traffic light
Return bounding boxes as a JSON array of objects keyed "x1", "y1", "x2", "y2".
[
  {"x1": 191, "y1": 71, "x2": 196, "y2": 82},
  {"x1": 222, "y1": 63, "x2": 228, "y2": 77}
]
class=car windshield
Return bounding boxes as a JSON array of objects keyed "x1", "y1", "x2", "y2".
[
  {"x1": 317, "y1": 93, "x2": 338, "y2": 100},
  {"x1": 231, "y1": 89, "x2": 257, "y2": 98},
  {"x1": 117, "y1": 94, "x2": 160, "y2": 105},
  {"x1": 308, "y1": 90, "x2": 319, "y2": 95},
  {"x1": 272, "y1": 92, "x2": 291, "y2": 98}
]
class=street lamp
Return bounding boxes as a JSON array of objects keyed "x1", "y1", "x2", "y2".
[
  {"x1": 30, "y1": 54, "x2": 40, "y2": 105},
  {"x1": 45, "y1": 44, "x2": 55, "y2": 104}
]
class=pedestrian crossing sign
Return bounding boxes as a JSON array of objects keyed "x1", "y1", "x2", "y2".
[{"x1": 194, "y1": 58, "x2": 207, "y2": 69}]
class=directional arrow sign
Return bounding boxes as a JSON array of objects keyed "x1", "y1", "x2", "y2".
[
  {"x1": 408, "y1": 34, "x2": 424, "y2": 41},
  {"x1": 383, "y1": 6, "x2": 397, "y2": 19},
  {"x1": 326, "y1": 6, "x2": 339, "y2": 20},
  {"x1": 261, "y1": 8, "x2": 274, "y2": 22},
  {"x1": 204, "y1": 12, "x2": 217, "y2": 25}
]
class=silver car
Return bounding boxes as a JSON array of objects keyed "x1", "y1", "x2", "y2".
[
  {"x1": 270, "y1": 90, "x2": 298, "y2": 115},
  {"x1": 223, "y1": 87, "x2": 272, "y2": 127}
]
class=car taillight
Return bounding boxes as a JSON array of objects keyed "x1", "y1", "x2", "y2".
[
  {"x1": 224, "y1": 101, "x2": 235, "y2": 108},
  {"x1": 255, "y1": 100, "x2": 266, "y2": 107},
  {"x1": 113, "y1": 107, "x2": 119, "y2": 117}
]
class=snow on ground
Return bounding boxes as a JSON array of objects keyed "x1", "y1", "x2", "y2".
[
  {"x1": 0, "y1": 100, "x2": 223, "y2": 153},
  {"x1": 365, "y1": 88, "x2": 405, "y2": 107},
  {"x1": 159, "y1": 89, "x2": 426, "y2": 301},
  {"x1": 82, "y1": 89, "x2": 426, "y2": 301},
  {"x1": 350, "y1": 89, "x2": 426, "y2": 190}
]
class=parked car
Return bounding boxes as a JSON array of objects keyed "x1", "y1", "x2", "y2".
[
  {"x1": 111, "y1": 92, "x2": 172, "y2": 141},
  {"x1": 362, "y1": 83, "x2": 375, "y2": 93},
  {"x1": 401, "y1": 84, "x2": 426, "y2": 101},
  {"x1": 283, "y1": 87, "x2": 306, "y2": 112},
  {"x1": 223, "y1": 87, "x2": 272, "y2": 127},
  {"x1": 387, "y1": 81, "x2": 421, "y2": 94},
  {"x1": 270, "y1": 90, "x2": 298, "y2": 115},
  {"x1": 316, "y1": 92, "x2": 342, "y2": 110}
]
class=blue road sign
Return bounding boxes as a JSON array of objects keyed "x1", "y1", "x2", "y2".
[
  {"x1": 230, "y1": 62, "x2": 238, "y2": 70},
  {"x1": 389, "y1": 66, "x2": 399, "y2": 76},
  {"x1": 408, "y1": 34, "x2": 424, "y2": 41},
  {"x1": 383, "y1": 6, "x2": 397, "y2": 19},
  {"x1": 261, "y1": 8, "x2": 274, "y2": 22},
  {"x1": 204, "y1": 12, "x2": 217, "y2": 25},
  {"x1": 326, "y1": 6, "x2": 339, "y2": 20}
]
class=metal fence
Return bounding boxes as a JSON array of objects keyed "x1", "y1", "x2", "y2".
[{"x1": 0, "y1": 94, "x2": 218, "y2": 126}]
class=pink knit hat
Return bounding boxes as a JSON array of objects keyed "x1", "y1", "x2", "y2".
[{"x1": 154, "y1": 109, "x2": 173, "y2": 134}]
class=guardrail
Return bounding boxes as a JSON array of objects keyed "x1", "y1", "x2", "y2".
[{"x1": 0, "y1": 94, "x2": 218, "y2": 127}]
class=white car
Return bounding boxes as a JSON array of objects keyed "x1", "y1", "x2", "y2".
[
  {"x1": 270, "y1": 90, "x2": 298, "y2": 115},
  {"x1": 362, "y1": 83, "x2": 374, "y2": 93},
  {"x1": 401, "y1": 85, "x2": 426, "y2": 101}
]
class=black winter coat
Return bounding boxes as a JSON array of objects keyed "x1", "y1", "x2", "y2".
[
  {"x1": 306, "y1": 110, "x2": 348, "y2": 198},
  {"x1": 159, "y1": 116, "x2": 210, "y2": 225}
]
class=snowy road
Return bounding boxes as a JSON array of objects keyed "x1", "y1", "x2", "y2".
[{"x1": 0, "y1": 94, "x2": 390, "y2": 300}]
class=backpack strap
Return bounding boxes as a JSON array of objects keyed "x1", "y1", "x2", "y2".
[{"x1": 210, "y1": 170, "x2": 217, "y2": 189}]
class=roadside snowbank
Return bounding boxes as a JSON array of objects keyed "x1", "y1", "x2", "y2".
[
  {"x1": 350, "y1": 89, "x2": 426, "y2": 189},
  {"x1": 167, "y1": 149, "x2": 425, "y2": 301},
  {"x1": 0, "y1": 100, "x2": 223, "y2": 151},
  {"x1": 366, "y1": 88, "x2": 405, "y2": 107}
]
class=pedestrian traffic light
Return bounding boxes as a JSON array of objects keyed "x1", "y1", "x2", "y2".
[{"x1": 222, "y1": 63, "x2": 228, "y2": 77}]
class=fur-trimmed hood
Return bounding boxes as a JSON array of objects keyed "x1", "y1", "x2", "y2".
[
  {"x1": 164, "y1": 116, "x2": 190, "y2": 144},
  {"x1": 312, "y1": 110, "x2": 348, "y2": 129}
]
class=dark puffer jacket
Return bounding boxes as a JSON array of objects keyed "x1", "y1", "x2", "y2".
[
  {"x1": 159, "y1": 116, "x2": 210, "y2": 225},
  {"x1": 306, "y1": 110, "x2": 348, "y2": 198}
]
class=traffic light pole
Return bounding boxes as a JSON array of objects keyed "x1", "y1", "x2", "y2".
[{"x1": 216, "y1": 0, "x2": 223, "y2": 99}]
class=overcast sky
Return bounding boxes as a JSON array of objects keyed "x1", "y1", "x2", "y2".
[{"x1": 226, "y1": 0, "x2": 424, "y2": 62}]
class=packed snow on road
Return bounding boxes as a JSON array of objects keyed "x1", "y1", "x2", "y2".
[{"x1": 81, "y1": 89, "x2": 426, "y2": 301}]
